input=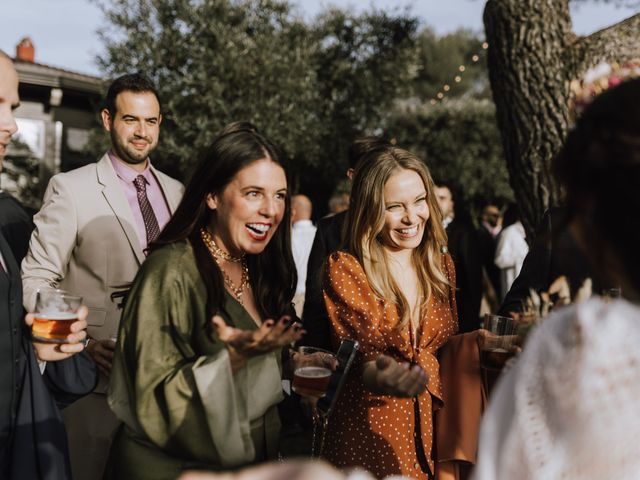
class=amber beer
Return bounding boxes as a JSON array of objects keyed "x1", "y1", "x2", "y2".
[
  {"x1": 33, "y1": 289, "x2": 82, "y2": 344},
  {"x1": 32, "y1": 312, "x2": 77, "y2": 343},
  {"x1": 292, "y1": 366, "x2": 332, "y2": 398}
]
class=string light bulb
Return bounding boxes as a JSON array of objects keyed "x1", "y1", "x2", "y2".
[{"x1": 429, "y1": 42, "x2": 489, "y2": 105}]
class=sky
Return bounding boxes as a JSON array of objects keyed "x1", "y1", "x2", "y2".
[{"x1": 1, "y1": 0, "x2": 638, "y2": 76}]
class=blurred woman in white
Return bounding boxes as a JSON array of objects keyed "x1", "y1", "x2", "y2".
[{"x1": 474, "y1": 78, "x2": 640, "y2": 480}]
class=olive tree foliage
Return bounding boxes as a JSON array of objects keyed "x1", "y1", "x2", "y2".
[
  {"x1": 412, "y1": 28, "x2": 490, "y2": 101},
  {"x1": 388, "y1": 99, "x2": 512, "y2": 214},
  {"x1": 303, "y1": 8, "x2": 419, "y2": 201},
  {"x1": 484, "y1": 0, "x2": 640, "y2": 239},
  {"x1": 92, "y1": 0, "x2": 418, "y2": 200},
  {"x1": 94, "y1": 0, "x2": 320, "y2": 185}
]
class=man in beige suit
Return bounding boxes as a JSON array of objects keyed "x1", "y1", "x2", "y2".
[{"x1": 22, "y1": 73, "x2": 184, "y2": 480}]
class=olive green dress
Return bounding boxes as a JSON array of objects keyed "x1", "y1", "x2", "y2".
[{"x1": 106, "y1": 241, "x2": 283, "y2": 480}]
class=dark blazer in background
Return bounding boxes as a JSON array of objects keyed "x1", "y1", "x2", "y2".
[
  {"x1": 476, "y1": 223, "x2": 501, "y2": 297},
  {"x1": 301, "y1": 210, "x2": 346, "y2": 350},
  {"x1": 445, "y1": 217, "x2": 483, "y2": 333},
  {"x1": 0, "y1": 233, "x2": 98, "y2": 480},
  {"x1": 0, "y1": 191, "x2": 34, "y2": 263},
  {"x1": 499, "y1": 207, "x2": 602, "y2": 316}
]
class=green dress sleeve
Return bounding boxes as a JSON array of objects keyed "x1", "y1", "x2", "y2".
[{"x1": 108, "y1": 242, "x2": 283, "y2": 467}]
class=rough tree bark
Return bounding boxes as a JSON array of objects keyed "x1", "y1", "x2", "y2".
[{"x1": 483, "y1": 0, "x2": 640, "y2": 239}]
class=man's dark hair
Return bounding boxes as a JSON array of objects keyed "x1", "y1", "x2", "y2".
[
  {"x1": 348, "y1": 136, "x2": 390, "y2": 170},
  {"x1": 434, "y1": 181, "x2": 455, "y2": 199},
  {"x1": 104, "y1": 73, "x2": 161, "y2": 116}
]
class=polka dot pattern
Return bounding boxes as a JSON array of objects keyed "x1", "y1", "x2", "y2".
[{"x1": 321, "y1": 251, "x2": 458, "y2": 479}]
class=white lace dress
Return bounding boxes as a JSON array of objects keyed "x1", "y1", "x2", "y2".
[{"x1": 474, "y1": 297, "x2": 640, "y2": 480}]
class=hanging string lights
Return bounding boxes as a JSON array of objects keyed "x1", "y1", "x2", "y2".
[{"x1": 430, "y1": 41, "x2": 489, "y2": 105}]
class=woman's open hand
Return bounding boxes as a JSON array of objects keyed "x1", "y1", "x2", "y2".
[{"x1": 212, "y1": 315, "x2": 304, "y2": 360}]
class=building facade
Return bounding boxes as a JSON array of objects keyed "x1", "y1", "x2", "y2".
[{"x1": 3, "y1": 37, "x2": 104, "y2": 210}]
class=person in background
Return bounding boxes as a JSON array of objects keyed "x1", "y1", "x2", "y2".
[
  {"x1": 475, "y1": 78, "x2": 640, "y2": 480},
  {"x1": 497, "y1": 205, "x2": 603, "y2": 317},
  {"x1": 435, "y1": 184, "x2": 482, "y2": 332},
  {"x1": 476, "y1": 203, "x2": 502, "y2": 301},
  {"x1": 327, "y1": 191, "x2": 350, "y2": 215},
  {"x1": 106, "y1": 122, "x2": 334, "y2": 479},
  {"x1": 21, "y1": 73, "x2": 184, "y2": 480},
  {"x1": 323, "y1": 145, "x2": 456, "y2": 479},
  {"x1": 302, "y1": 136, "x2": 389, "y2": 350},
  {"x1": 291, "y1": 194, "x2": 317, "y2": 317},
  {"x1": 494, "y1": 203, "x2": 529, "y2": 300},
  {"x1": 0, "y1": 49, "x2": 97, "y2": 480}
]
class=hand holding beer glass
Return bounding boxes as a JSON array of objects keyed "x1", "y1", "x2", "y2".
[
  {"x1": 292, "y1": 346, "x2": 337, "y2": 398},
  {"x1": 27, "y1": 289, "x2": 88, "y2": 361},
  {"x1": 479, "y1": 314, "x2": 521, "y2": 396}
]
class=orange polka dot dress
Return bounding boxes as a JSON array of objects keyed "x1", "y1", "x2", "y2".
[{"x1": 321, "y1": 251, "x2": 458, "y2": 479}]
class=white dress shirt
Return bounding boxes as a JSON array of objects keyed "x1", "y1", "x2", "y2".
[{"x1": 291, "y1": 219, "x2": 317, "y2": 295}]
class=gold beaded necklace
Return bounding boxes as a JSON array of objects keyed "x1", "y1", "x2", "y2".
[
  {"x1": 200, "y1": 227, "x2": 244, "y2": 263},
  {"x1": 200, "y1": 228, "x2": 250, "y2": 304}
]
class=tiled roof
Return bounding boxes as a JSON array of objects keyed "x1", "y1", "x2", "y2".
[{"x1": 14, "y1": 58, "x2": 104, "y2": 94}]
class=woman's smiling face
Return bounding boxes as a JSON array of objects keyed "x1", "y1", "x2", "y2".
[
  {"x1": 379, "y1": 168, "x2": 430, "y2": 253},
  {"x1": 207, "y1": 158, "x2": 287, "y2": 256}
]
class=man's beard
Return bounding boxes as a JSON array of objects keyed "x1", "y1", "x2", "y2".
[{"x1": 110, "y1": 131, "x2": 156, "y2": 166}]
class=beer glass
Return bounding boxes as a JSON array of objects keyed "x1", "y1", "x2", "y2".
[
  {"x1": 480, "y1": 314, "x2": 519, "y2": 396},
  {"x1": 32, "y1": 289, "x2": 83, "y2": 343},
  {"x1": 602, "y1": 287, "x2": 622, "y2": 302},
  {"x1": 292, "y1": 346, "x2": 335, "y2": 398}
]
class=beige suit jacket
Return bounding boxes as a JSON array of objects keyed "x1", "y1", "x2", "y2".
[{"x1": 22, "y1": 153, "x2": 184, "y2": 341}]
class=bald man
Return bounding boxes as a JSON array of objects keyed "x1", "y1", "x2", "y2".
[
  {"x1": 291, "y1": 195, "x2": 316, "y2": 317},
  {"x1": 0, "y1": 51, "x2": 97, "y2": 480}
]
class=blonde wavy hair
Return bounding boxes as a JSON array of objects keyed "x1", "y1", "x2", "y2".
[{"x1": 344, "y1": 146, "x2": 450, "y2": 329}]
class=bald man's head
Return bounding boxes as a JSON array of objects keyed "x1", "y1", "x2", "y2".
[
  {"x1": 291, "y1": 194, "x2": 313, "y2": 223},
  {"x1": 0, "y1": 53, "x2": 20, "y2": 165}
]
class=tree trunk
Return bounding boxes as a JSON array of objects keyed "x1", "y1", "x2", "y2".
[{"x1": 483, "y1": 0, "x2": 640, "y2": 240}]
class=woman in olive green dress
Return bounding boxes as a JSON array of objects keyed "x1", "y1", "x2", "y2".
[{"x1": 105, "y1": 122, "x2": 309, "y2": 480}]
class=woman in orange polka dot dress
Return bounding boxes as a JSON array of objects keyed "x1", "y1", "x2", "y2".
[{"x1": 321, "y1": 145, "x2": 457, "y2": 479}]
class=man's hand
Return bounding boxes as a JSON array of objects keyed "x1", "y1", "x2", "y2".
[
  {"x1": 86, "y1": 338, "x2": 116, "y2": 377},
  {"x1": 25, "y1": 305, "x2": 88, "y2": 362},
  {"x1": 363, "y1": 354, "x2": 428, "y2": 398},
  {"x1": 212, "y1": 315, "x2": 304, "y2": 371}
]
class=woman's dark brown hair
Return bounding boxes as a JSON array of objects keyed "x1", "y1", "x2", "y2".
[
  {"x1": 152, "y1": 121, "x2": 296, "y2": 320},
  {"x1": 554, "y1": 78, "x2": 640, "y2": 293}
]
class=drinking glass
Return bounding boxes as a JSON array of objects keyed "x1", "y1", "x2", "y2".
[
  {"x1": 480, "y1": 314, "x2": 519, "y2": 396},
  {"x1": 32, "y1": 289, "x2": 83, "y2": 343},
  {"x1": 292, "y1": 346, "x2": 335, "y2": 398},
  {"x1": 602, "y1": 287, "x2": 622, "y2": 302}
]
